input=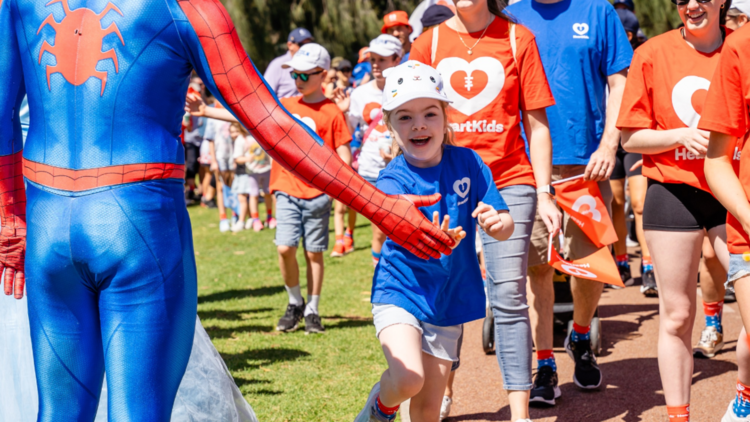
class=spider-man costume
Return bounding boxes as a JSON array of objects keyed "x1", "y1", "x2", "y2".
[{"x1": 0, "y1": 0, "x2": 453, "y2": 420}]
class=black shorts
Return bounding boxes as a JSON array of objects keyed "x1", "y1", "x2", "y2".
[
  {"x1": 643, "y1": 180, "x2": 727, "y2": 231},
  {"x1": 184, "y1": 143, "x2": 200, "y2": 180},
  {"x1": 611, "y1": 146, "x2": 642, "y2": 180}
]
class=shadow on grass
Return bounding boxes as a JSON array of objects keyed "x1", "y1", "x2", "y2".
[
  {"x1": 204, "y1": 323, "x2": 274, "y2": 338},
  {"x1": 223, "y1": 347, "x2": 312, "y2": 371},
  {"x1": 198, "y1": 308, "x2": 274, "y2": 321},
  {"x1": 198, "y1": 286, "x2": 284, "y2": 304}
]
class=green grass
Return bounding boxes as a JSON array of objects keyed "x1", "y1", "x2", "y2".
[{"x1": 190, "y1": 204, "x2": 386, "y2": 421}]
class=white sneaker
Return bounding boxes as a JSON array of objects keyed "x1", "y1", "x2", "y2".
[
  {"x1": 440, "y1": 396, "x2": 452, "y2": 420},
  {"x1": 244, "y1": 218, "x2": 253, "y2": 230},
  {"x1": 219, "y1": 219, "x2": 230, "y2": 232},
  {"x1": 724, "y1": 400, "x2": 750, "y2": 422},
  {"x1": 231, "y1": 221, "x2": 244, "y2": 233},
  {"x1": 354, "y1": 382, "x2": 383, "y2": 422}
]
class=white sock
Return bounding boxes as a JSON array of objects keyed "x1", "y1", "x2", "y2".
[
  {"x1": 305, "y1": 295, "x2": 320, "y2": 316},
  {"x1": 285, "y1": 285, "x2": 303, "y2": 306}
]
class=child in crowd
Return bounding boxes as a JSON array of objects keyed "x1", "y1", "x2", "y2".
[
  {"x1": 202, "y1": 100, "x2": 237, "y2": 232},
  {"x1": 341, "y1": 34, "x2": 403, "y2": 266},
  {"x1": 355, "y1": 62, "x2": 514, "y2": 421},
  {"x1": 231, "y1": 122, "x2": 274, "y2": 232},
  {"x1": 272, "y1": 43, "x2": 352, "y2": 334}
]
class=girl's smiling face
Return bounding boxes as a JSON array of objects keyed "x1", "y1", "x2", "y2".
[{"x1": 388, "y1": 98, "x2": 447, "y2": 168}]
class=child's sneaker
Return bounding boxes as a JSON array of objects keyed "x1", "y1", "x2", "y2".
[
  {"x1": 343, "y1": 234, "x2": 355, "y2": 254},
  {"x1": 219, "y1": 219, "x2": 230, "y2": 233},
  {"x1": 724, "y1": 400, "x2": 750, "y2": 422},
  {"x1": 244, "y1": 218, "x2": 253, "y2": 230},
  {"x1": 440, "y1": 396, "x2": 452, "y2": 420},
  {"x1": 354, "y1": 382, "x2": 396, "y2": 422},
  {"x1": 331, "y1": 242, "x2": 346, "y2": 257},
  {"x1": 231, "y1": 221, "x2": 244, "y2": 233},
  {"x1": 252, "y1": 218, "x2": 264, "y2": 232},
  {"x1": 266, "y1": 217, "x2": 277, "y2": 229}
]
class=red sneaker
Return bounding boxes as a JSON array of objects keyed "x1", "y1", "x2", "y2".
[{"x1": 330, "y1": 241, "x2": 346, "y2": 257}]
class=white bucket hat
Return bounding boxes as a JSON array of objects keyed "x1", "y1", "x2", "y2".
[
  {"x1": 282, "y1": 43, "x2": 331, "y2": 71},
  {"x1": 381, "y1": 61, "x2": 452, "y2": 111},
  {"x1": 364, "y1": 34, "x2": 403, "y2": 58},
  {"x1": 732, "y1": 0, "x2": 750, "y2": 16}
]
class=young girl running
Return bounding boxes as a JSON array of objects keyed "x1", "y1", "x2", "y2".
[
  {"x1": 617, "y1": 0, "x2": 733, "y2": 419},
  {"x1": 355, "y1": 62, "x2": 514, "y2": 422}
]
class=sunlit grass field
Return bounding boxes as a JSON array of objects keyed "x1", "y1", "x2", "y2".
[{"x1": 189, "y1": 204, "x2": 387, "y2": 421}]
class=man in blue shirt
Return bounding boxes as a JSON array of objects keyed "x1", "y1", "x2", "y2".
[{"x1": 507, "y1": 0, "x2": 632, "y2": 405}]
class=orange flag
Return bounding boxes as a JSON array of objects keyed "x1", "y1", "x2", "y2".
[
  {"x1": 547, "y1": 230, "x2": 623, "y2": 287},
  {"x1": 553, "y1": 175, "x2": 618, "y2": 248}
]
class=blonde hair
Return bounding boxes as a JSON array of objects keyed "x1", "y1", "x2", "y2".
[
  {"x1": 229, "y1": 122, "x2": 249, "y2": 137},
  {"x1": 383, "y1": 100, "x2": 455, "y2": 157}
]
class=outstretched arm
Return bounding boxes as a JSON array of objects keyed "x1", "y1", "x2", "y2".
[
  {"x1": 174, "y1": 0, "x2": 453, "y2": 258},
  {"x1": 0, "y1": 0, "x2": 27, "y2": 299}
]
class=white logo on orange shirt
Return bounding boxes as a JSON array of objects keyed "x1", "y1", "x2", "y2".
[
  {"x1": 572, "y1": 195, "x2": 602, "y2": 222},
  {"x1": 672, "y1": 75, "x2": 711, "y2": 128},
  {"x1": 293, "y1": 114, "x2": 317, "y2": 132},
  {"x1": 573, "y1": 23, "x2": 590, "y2": 39},
  {"x1": 437, "y1": 57, "x2": 505, "y2": 116},
  {"x1": 449, "y1": 120, "x2": 504, "y2": 133},
  {"x1": 453, "y1": 177, "x2": 470, "y2": 205}
]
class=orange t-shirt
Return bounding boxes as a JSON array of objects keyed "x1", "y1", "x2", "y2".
[
  {"x1": 410, "y1": 18, "x2": 555, "y2": 189},
  {"x1": 270, "y1": 97, "x2": 351, "y2": 199},
  {"x1": 616, "y1": 29, "x2": 735, "y2": 192},
  {"x1": 698, "y1": 25, "x2": 750, "y2": 254}
]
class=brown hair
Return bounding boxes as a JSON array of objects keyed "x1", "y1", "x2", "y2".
[
  {"x1": 383, "y1": 101, "x2": 455, "y2": 158},
  {"x1": 721, "y1": 0, "x2": 734, "y2": 25},
  {"x1": 230, "y1": 122, "x2": 249, "y2": 137},
  {"x1": 487, "y1": 0, "x2": 516, "y2": 23}
]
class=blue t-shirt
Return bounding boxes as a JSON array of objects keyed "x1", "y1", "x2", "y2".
[
  {"x1": 352, "y1": 62, "x2": 371, "y2": 86},
  {"x1": 373, "y1": 146, "x2": 508, "y2": 326},
  {"x1": 508, "y1": 0, "x2": 633, "y2": 165}
]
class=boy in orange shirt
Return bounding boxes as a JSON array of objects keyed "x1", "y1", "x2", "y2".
[{"x1": 273, "y1": 43, "x2": 352, "y2": 334}]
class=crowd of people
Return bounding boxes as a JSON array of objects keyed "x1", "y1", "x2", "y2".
[{"x1": 162, "y1": 0, "x2": 750, "y2": 420}]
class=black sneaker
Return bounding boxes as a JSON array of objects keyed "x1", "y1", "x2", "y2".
[
  {"x1": 609, "y1": 264, "x2": 633, "y2": 289},
  {"x1": 725, "y1": 284, "x2": 737, "y2": 303},
  {"x1": 640, "y1": 269, "x2": 658, "y2": 297},
  {"x1": 530, "y1": 365, "x2": 561, "y2": 406},
  {"x1": 276, "y1": 301, "x2": 305, "y2": 332},
  {"x1": 304, "y1": 313, "x2": 325, "y2": 334},
  {"x1": 565, "y1": 333, "x2": 602, "y2": 390}
]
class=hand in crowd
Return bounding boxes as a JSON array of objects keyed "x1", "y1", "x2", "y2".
[
  {"x1": 185, "y1": 92, "x2": 206, "y2": 117},
  {"x1": 537, "y1": 194, "x2": 562, "y2": 235},
  {"x1": 432, "y1": 212, "x2": 466, "y2": 250},
  {"x1": 584, "y1": 144, "x2": 617, "y2": 181},
  {"x1": 677, "y1": 127, "x2": 710, "y2": 158},
  {"x1": 472, "y1": 202, "x2": 514, "y2": 242},
  {"x1": 629, "y1": 159, "x2": 643, "y2": 172},
  {"x1": 331, "y1": 86, "x2": 351, "y2": 114}
]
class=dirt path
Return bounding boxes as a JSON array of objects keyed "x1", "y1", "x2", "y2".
[{"x1": 443, "y1": 254, "x2": 741, "y2": 421}]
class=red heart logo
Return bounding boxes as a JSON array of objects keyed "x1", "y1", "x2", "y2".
[{"x1": 450, "y1": 70, "x2": 489, "y2": 100}]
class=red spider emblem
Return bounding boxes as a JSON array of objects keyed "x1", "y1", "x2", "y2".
[{"x1": 37, "y1": 0, "x2": 125, "y2": 96}]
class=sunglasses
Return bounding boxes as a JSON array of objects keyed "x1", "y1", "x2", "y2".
[
  {"x1": 291, "y1": 69, "x2": 324, "y2": 82},
  {"x1": 338, "y1": 67, "x2": 352, "y2": 73},
  {"x1": 671, "y1": 0, "x2": 712, "y2": 6}
]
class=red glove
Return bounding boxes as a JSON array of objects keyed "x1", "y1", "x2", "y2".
[
  {"x1": 0, "y1": 152, "x2": 26, "y2": 299},
  {"x1": 179, "y1": 0, "x2": 455, "y2": 259}
]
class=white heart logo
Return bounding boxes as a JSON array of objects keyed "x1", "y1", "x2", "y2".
[
  {"x1": 453, "y1": 177, "x2": 470, "y2": 199},
  {"x1": 437, "y1": 57, "x2": 505, "y2": 117},
  {"x1": 671, "y1": 75, "x2": 711, "y2": 128},
  {"x1": 573, "y1": 23, "x2": 589, "y2": 36},
  {"x1": 293, "y1": 114, "x2": 317, "y2": 132}
]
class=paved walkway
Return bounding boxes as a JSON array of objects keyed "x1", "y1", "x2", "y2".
[{"x1": 441, "y1": 254, "x2": 742, "y2": 421}]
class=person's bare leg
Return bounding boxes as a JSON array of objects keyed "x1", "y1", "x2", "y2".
[
  {"x1": 646, "y1": 229, "x2": 703, "y2": 406},
  {"x1": 701, "y1": 233, "x2": 728, "y2": 303},
  {"x1": 408, "y1": 353, "x2": 452, "y2": 422},
  {"x1": 249, "y1": 195, "x2": 260, "y2": 217},
  {"x1": 237, "y1": 193, "x2": 248, "y2": 223},
  {"x1": 629, "y1": 175, "x2": 649, "y2": 257},
  {"x1": 610, "y1": 178, "x2": 628, "y2": 257},
  {"x1": 214, "y1": 170, "x2": 226, "y2": 217},
  {"x1": 372, "y1": 223, "x2": 387, "y2": 264},
  {"x1": 378, "y1": 324, "x2": 425, "y2": 407},
  {"x1": 333, "y1": 200, "x2": 345, "y2": 238},
  {"x1": 527, "y1": 264, "x2": 555, "y2": 351},
  {"x1": 264, "y1": 192, "x2": 274, "y2": 217},
  {"x1": 444, "y1": 371, "x2": 456, "y2": 399},
  {"x1": 304, "y1": 251, "x2": 324, "y2": 296},
  {"x1": 571, "y1": 276, "x2": 604, "y2": 328},
  {"x1": 277, "y1": 245, "x2": 300, "y2": 289},
  {"x1": 508, "y1": 390, "x2": 531, "y2": 420},
  {"x1": 734, "y1": 277, "x2": 750, "y2": 384},
  {"x1": 348, "y1": 207, "x2": 357, "y2": 232}
]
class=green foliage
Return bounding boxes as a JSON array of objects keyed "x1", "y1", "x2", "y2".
[
  {"x1": 220, "y1": 0, "x2": 421, "y2": 72},
  {"x1": 612, "y1": 0, "x2": 682, "y2": 38}
]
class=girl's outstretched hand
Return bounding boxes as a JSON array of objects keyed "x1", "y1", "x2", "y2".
[
  {"x1": 472, "y1": 202, "x2": 514, "y2": 241},
  {"x1": 432, "y1": 212, "x2": 466, "y2": 250}
]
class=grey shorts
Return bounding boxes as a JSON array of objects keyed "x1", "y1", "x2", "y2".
[
  {"x1": 727, "y1": 253, "x2": 750, "y2": 286},
  {"x1": 248, "y1": 171, "x2": 270, "y2": 196},
  {"x1": 372, "y1": 303, "x2": 463, "y2": 363},
  {"x1": 274, "y1": 192, "x2": 331, "y2": 252},
  {"x1": 216, "y1": 157, "x2": 234, "y2": 172}
]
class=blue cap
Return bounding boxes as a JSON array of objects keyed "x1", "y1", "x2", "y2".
[
  {"x1": 613, "y1": 0, "x2": 635, "y2": 12},
  {"x1": 616, "y1": 8, "x2": 640, "y2": 35},
  {"x1": 288, "y1": 28, "x2": 313, "y2": 44}
]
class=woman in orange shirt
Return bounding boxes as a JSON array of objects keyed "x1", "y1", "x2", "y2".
[
  {"x1": 410, "y1": 0, "x2": 561, "y2": 420},
  {"x1": 617, "y1": 1, "x2": 732, "y2": 420}
]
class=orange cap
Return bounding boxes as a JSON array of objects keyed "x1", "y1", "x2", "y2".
[
  {"x1": 358, "y1": 46, "x2": 370, "y2": 63},
  {"x1": 381, "y1": 11, "x2": 412, "y2": 34}
]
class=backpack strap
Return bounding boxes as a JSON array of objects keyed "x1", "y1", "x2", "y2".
[{"x1": 430, "y1": 24, "x2": 439, "y2": 67}]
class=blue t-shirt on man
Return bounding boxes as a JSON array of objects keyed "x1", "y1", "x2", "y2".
[
  {"x1": 508, "y1": 0, "x2": 633, "y2": 165},
  {"x1": 373, "y1": 146, "x2": 508, "y2": 327}
]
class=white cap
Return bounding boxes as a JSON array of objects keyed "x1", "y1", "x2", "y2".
[
  {"x1": 365, "y1": 34, "x2": 403, "y2": 58},
  {"x1": 381, "y1": 61, "x2": 452, "y2": 111},
  {"x1": 732, "y1": 0, "x2": 750, "y2": 16},
  {"x1": 282, "y1": 43, "x2": 331, "y2": 71}
]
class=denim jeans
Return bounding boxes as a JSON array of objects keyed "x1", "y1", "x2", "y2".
[{"x1": 480, "y1": 184, "x2": 536, "y2": 390}]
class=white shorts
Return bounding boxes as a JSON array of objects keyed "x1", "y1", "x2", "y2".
[{"x1": 372, "y1": 303, "x2": 463, "y2": 362}]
